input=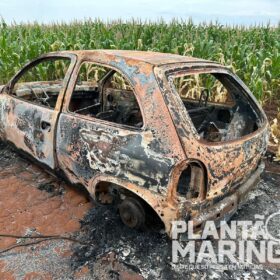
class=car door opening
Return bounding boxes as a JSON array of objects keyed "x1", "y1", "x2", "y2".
[{"x1": 69, "y1": 63, "x2": 143, "y2": 128}]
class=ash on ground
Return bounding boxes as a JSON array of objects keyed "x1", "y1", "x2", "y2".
[{"x1": 71, "y1": 171, "x2": 280, "y2": 280}]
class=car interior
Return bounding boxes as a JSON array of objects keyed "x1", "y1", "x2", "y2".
[
  {"x1": 68, "y1": 68, "x2": 143, "y2": 128},
  {"x1": 11, "y1": 58, "x2": 71, "y2": 109},
  {"x1": 11, "y1": 61, "x2": 143, "y2": 128},
  {"x1": 12, "y1": 81, "x2": 63, "y2": 109},
  {"x1": 172, "y1": 72, "x2": 261, "y2": 142}
]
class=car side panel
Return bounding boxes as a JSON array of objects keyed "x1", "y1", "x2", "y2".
[{"x1": 56, "y1": 113, "x2": 174, "y2": 194}]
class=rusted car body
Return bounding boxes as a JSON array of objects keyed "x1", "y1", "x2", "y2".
[{"x1": 0, "y1": 50, "x2": 269, "y2": 236}]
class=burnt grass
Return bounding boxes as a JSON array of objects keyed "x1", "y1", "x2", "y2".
[
  {"x1": 70, "y1": 204, "x2": 172, "y2": 278},
  {"x1": 70, "y1": 170, "x2": 280, "y2": 280}
]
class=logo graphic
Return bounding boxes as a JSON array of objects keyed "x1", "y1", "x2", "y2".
[
  {"x1": 265, "y1": 211, "x2": 280, "y2": 242},
  {"x1": 171, "y1": 211, "x2": 280, "y2": 268}
]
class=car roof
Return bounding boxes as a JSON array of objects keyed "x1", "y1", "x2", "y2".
[{"x1": 58, "y1": 50, "x2": 213, "y2": 66}]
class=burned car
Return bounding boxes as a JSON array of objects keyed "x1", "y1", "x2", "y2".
[{"x1": 0, "y1": 50, "x2": 269, "y2": 236}]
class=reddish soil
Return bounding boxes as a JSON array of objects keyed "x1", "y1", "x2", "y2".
[
  {"x1": 0, "y1": 165, "x2": 91, "y2": 248},
  {"x1": 0, "y1": 143, "x2": 144, "y2": 279},
  {"x1": 0, "y1": 143, "x2": 92, "y2": 279}
]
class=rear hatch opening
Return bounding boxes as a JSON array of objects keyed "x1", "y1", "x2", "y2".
[{"x1": 169, "y1": 70, "x2": 265, "y2": 142}]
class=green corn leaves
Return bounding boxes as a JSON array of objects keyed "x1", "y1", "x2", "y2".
[{"x1": 0, "y1": 19, "x2": 279, "y2": 103}]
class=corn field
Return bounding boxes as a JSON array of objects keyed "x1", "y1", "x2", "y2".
[
  {"x1": 0, "y1": 19, "x2": 279, "y2": 157},
  {"x1": 0, "y1": 19, "x2": 279, "y2": 101}
]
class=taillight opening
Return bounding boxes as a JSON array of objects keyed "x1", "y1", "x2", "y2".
[{"x1": 177, "y1": 162, "x2": 207, "y2": 200}]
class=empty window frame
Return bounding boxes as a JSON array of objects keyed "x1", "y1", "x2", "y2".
[
  {"x1": 11, "y1": 58, "x2": 71, "y2": 109},
  {"x1": 69, "y1": 62, "x2": 143, "y2": 128},
  {"x1": 170, "y1": 72, "x2": 260, "y2": 142}
]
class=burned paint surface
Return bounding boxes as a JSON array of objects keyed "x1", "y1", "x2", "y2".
[
  {"x1": 0, "y1": 50, "x2": 270, "y2": 236},
  {"x1": 56, "y1": 114, "x2": 176, "y2": 193},
  {"x1": 0, "y1": 95, "x2": 58, "y2": 168}
]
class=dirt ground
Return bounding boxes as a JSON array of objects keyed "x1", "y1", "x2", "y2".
[{"x1": 0, "y1": 141, "x2": 279, "y2": 279}]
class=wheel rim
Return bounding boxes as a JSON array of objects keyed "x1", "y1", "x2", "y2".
[{"x1": 119, "y1": 198, "x2": 145, "y2": 229}]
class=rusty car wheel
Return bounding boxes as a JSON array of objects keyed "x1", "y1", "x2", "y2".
[{"x1": 119, "y1": 197, "x2": 145, "y2": 229}]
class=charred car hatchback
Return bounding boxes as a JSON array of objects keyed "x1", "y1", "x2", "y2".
[{"x1": 0, "y1": 50, "x2": 269, "y2": 236}]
